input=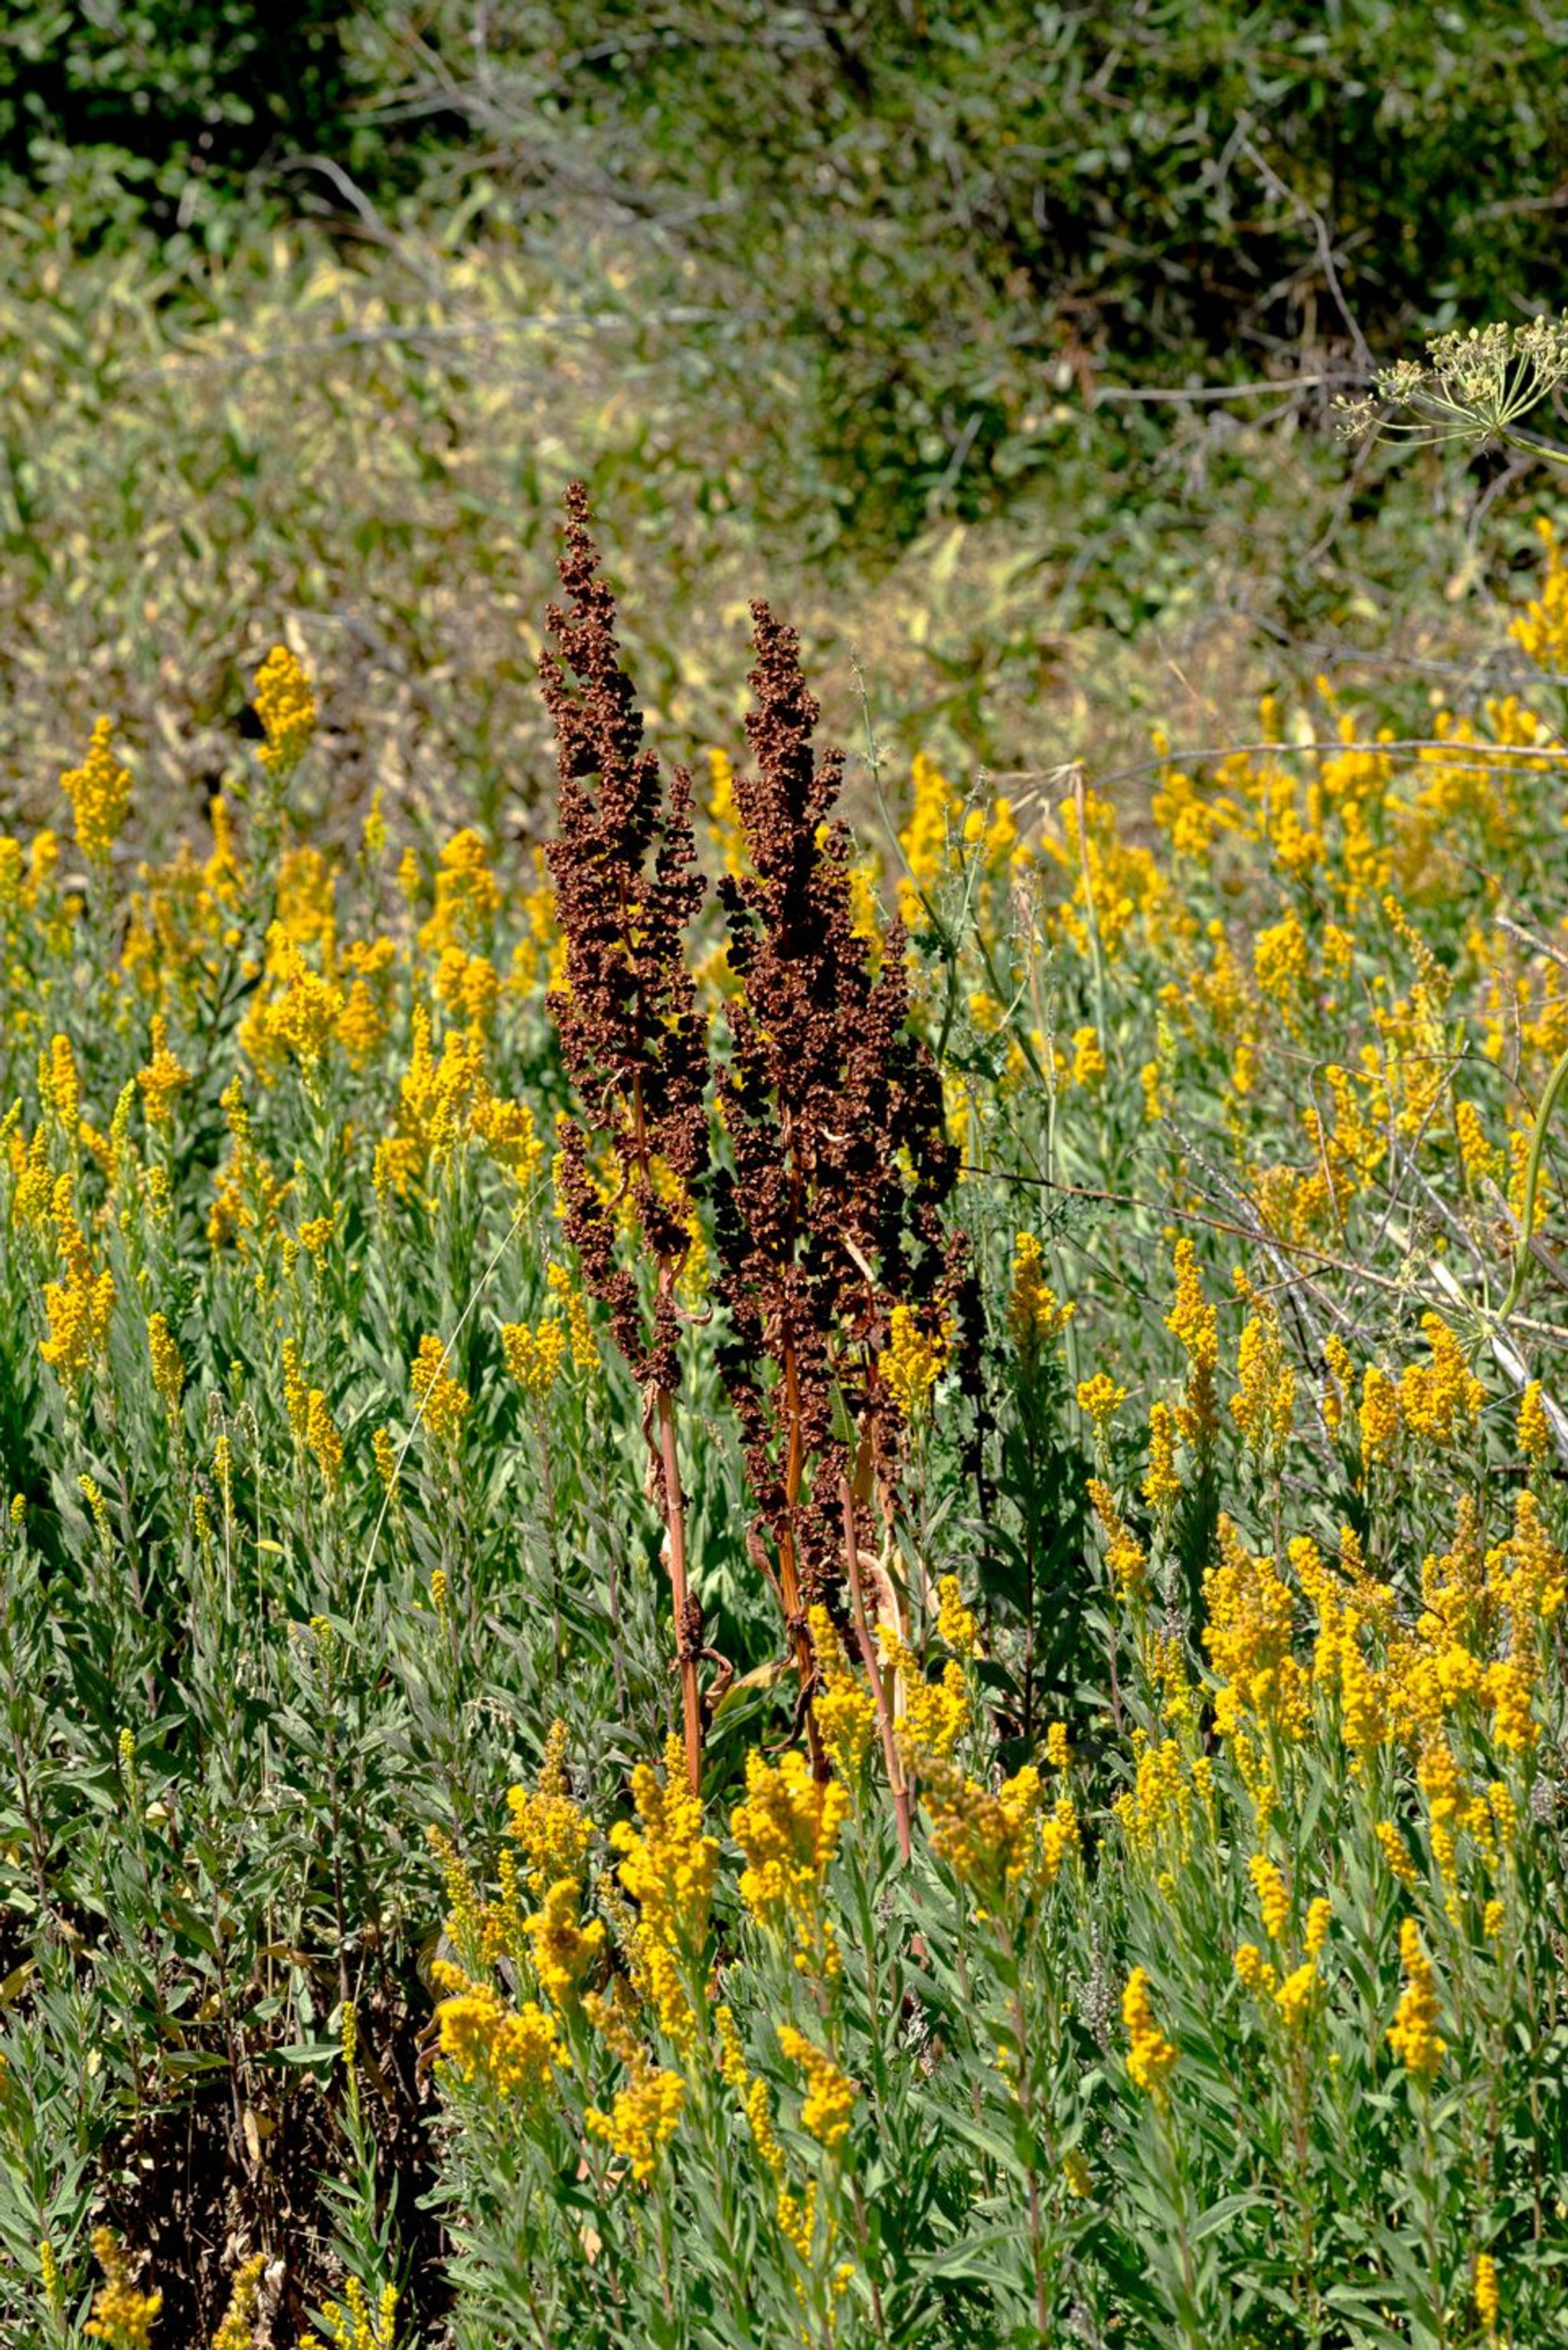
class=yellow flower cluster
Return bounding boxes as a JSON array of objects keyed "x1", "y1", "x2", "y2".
[
  {"x1": 1204, "y1": 1519, "x2": 1307, "y2": 1740},
  {"x1": 733, "y1": 1747, "x2": 848, "y2": 1975},
  {"x1": 1511, "y1": 515, "x2": 1568, "y2": 671},
  {"x1": 410, "y1": 1334, "x2": 469, "y2": 1445},
  {"x1": 211, "y1": 2256, "x2": 268, "y2": 2350},
  {"x1": 1386, "y1": 1917, "x2": 1445, "y2": 2081},
  {"x1": 808, "y1": 1606, "x2": 877, "y2": 1781},
  {"x1": 935, "y1": 1574, "x2": 978, "y2": 1656},
  {"x1": 1122, "y1": 1969, "x2": 1178, "y2": 2103},
  {"x1": 147, "y1": 1312, "x2": 183, "y2": 1415},
  {"x1": 880, "y1": 1303, "x2": 951, "y2": 1419},
  {"x1": 920, "y1": 1754, "x2": 1077, "y2": 1909},
  {"x1": 586, "y1": 2047, "x2": 685, "y2": 2185},
  {"x1": 1400, "y1": 1314, "x2": 1485, "y2": 1447},
  {"x1": 1088, "y1": 1476, "x2": 1148, "y2": 1602},
  {"x1": 84, "y1": 2230, "x2": 162, "y2": 2350},
  {"x1": 418, "y1": 828, "x2": 501, "y2": 956},
  {"x1": 1076, "y1": 1371, "x2": 1126, "y2": 1436},
  {"x1": 776, "y1": 2025, "x2": 856, "y2": 2150},
  {"x1": 608, "y1": 1737, "x2": 720, "y2": 2050},
  {"x1": 41, "y1": 1207, "x2": 116, "y2": 1386},
  {"x1": 1230, "y1": 1284, "x2": 1295, "y2": 1464},
  {"x1": 524, "y1": 1878, "x2": 606, "y2": 2007},
  {"x1": 1007, "y1": 1231, "x2": 1073, "y2": 1370},
  {"x1": 302, "y1": 2276, "x2": 398, "y2": 2350},
  {"x1": 501, "y1": 1315, "x2": 567, "y2": 1399},
  {"x1": 431, "y1": 1962, "x2": 562, "y2": 2100},
  {"x1": 546, "y1": 1263, "x2": 597, "y2": 1369},
  {"x1": 1142, "y1": 1400, "x2": 1181, "y2": 1517},
  {"x1": 253, "y1": 645, "x2": 317, "y2": 775},
  {"x1": 507, "y1": 1722, "x2": 594, "y2": 1893},
  {"x1": 135, "y1": 1016, "x2": 189, "y2": 1127},
  {"x1": 881, "y1": 1625, "x2": 969, "y2": 1759},
  {"x1": 60, "y1": 718, "x2": 132, "y2": 865}
]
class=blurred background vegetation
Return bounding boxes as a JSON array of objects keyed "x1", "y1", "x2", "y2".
[{"x1": 2, "y1": 0, "x2": 1566, "y2": 842}]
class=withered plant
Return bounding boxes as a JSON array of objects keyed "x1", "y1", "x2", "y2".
[
  {"x1": 541, "y1": 483, "x2": 710, "y2": 1790},
  {"x1": 714, "y1": 601, "x2": 969, "y2": 1834}
]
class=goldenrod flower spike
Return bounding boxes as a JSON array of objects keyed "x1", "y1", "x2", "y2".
[
  {"x1": 252, "y1": 644, "x2": 316, "y2": 775},
  {"x1": 60, "y1": 717, "x2": 132, "y2": 866},
  {"x1": 1122, "y1": 1969, "x2": 1177, "y2": 2103},
  {"x1": 1387, "y1": 1918, "x2": 1446, "y2": 2081},
  {"x1": 84, "y1": 2229, "x2": 162, "y2": 2350}
]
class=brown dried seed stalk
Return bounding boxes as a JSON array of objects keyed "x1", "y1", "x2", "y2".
[
  {"x1": 714, "y1": 600, "x2": 971, "y2": 1782},
  {"x1": 541, "y1": 483, "x2": 709, "y2": 1791}
]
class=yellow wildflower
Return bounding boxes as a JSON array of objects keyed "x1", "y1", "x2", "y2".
[
  {"x1": 211, "y1": 2257, "x2": 267, "y2": 2350},
  {"x1": 882, "y1": 1627, "x2": 969, "y2": 1758},
  {"x1": 1517, "y1": 1379, "x2": 1553, "y2": 1463},
  {"x1": 252, "y1": 646, "x2": 316, "y2": 774},
  {"x1": 508, "y1": 1722, "x2": 594, "y2": 1894},
  {"x1": 1474, "y1": 2251, "x2": 1500, "y2": 2337},
  {"x1": 1387, "y1": 1918, "x2": 1445, "y2": 2080},
  {"x1": 1358, "y1": 1365, "x2": 1401, "y2": 1469},
  {"x1": 419, "y1": 829, "x2": 501, "y2": 956},
  {"x1": 1077, "y1": 1372, "x2": 1127, "y2": 1436},
  {"x1": 410, "y1": 1335, "x2": 469, "y2": 1446},
  {"x1": 880, "y1": 1304, "x2": 951, "y2": 1418},
  {"x1": 1400, "y1": 1314, "x2": 1485, "y2": 1446},
  {"x1": 808, "y1": 1605, "x2": 877, "y2": 1782},
  {"x1": 147, "y1": 1313, "x2": 184, "y2": 1416},
  {"x1": 1304, "y1": 1896, "x2": 1332, "y2": 1957},
  {"x1": 1230, "y1": 1290, "x2": 1295, "y2": 1463},
  {"x1": 431, "y1": 1964, "x2": 562, "y2": 2100},
  {"x1": 776, "y1": 2025, "x2": 856, "y2": 2150},
  {"x1": 1142, "y1": 1401, "x2": 1181, "y2": 1516},
  {"x1": 501, "y1": 1316, "x2": 567, "y2": 1400},
  {"x1": 733, "y1": 1747, "x2": 847, "y2": 1973},
  {"x1": 1122, "y1": 1969, "x2": 1177, "y2": 2103},
  {"x1": 41, "y1": 1215, "x2": 116, "y2": 1386},
  {"x1": 1166, "y1": 1238, "x2": 1217, "y2": 1369},
  {"x1": 524, "y1": 1878, "x2": 606, "y2": 2007},
  {"x1": 372, "y1": 1427, "x2": 398, "y2": 1491},
  {"x1": 609, "y1": 1737, "x2": 720, "y2": 2049},
  {"x1": 936, "y1": 1574, "x2": 978, "y2": 1656},
  {"x1": 586, "y1": 2053, "x2": 684, "y2": 2185},
  {"x1": 1088, "y1": 1476, "x2": 1148, "y2": 1602},
  {"x1": 1234, "y1": 1943, "x2": 1276, "y2": 1998},
  {"x1": 1070, "y1": 1025, "x2": 1106, "y2": 1086},
  {"x1": 546, "y1": 1263, "x2": 597, "y2": 1370},
  {"x1": 136, "y1": 1018, "x2": 188, "y2": 1126},
  {"x1": 84, "y1": 2230, "x2": 161, "y2": 2350},
  {"x1": 1007, "y1": 1233, "x2": 1073, "y2": 1368},
  {"x1": 1249, "y1": 1854, "x2": 1291, "y2": 1940},
  {"x1": 305, "y1": 1389, "x2": 344, "y2": 1489},
  {"x1": 305, "y1": 2277, "x2": 397, "y2": 2350},
  {"x1": 1273, "y1": 1961, "x2": 1318, "y2": 2031},
  {"x1": 60, "y1": 719, "x2": 132, "y2": 865}
]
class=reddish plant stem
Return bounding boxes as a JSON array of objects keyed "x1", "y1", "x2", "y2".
[
  {"x1": 656, "y1": 1384, "x2": 704, "y2": 1795},
  {"x1": 839, "y1": 1474, "x2": 911, "y2": 1860},
  {"x1": 780, "y1": 1342, "x2": 824, "y2": 1774}
]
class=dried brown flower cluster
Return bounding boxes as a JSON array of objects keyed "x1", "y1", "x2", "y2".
[
  {"x1": 540, "y1": 501, "x2": 969, "y2": 1808},
  {"x1": 714, "y1": 603, "x2": 967, "y2": 1789},
  {"x1": 541, "y1": 484, "x2": 710, "y2": 1785}
]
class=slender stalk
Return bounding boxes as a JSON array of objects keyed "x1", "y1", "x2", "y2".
[
  {"x1": 839, "y1": 1475, "x2": 911, "y2": 1859},
  {"x1": 657, "y1": 1387, "x2": 704, "y2": 1794}
]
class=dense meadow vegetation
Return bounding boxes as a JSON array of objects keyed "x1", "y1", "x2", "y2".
[
  {"x1": 5, "y1": 2, "x2": 1568, "y2": 827},
  {"x1": 0, "y1": 486, "x2": 1566, "y2": 2347},
  {"x1": 6, "y1": 8, "x2": 1568, "y2": 2347}
]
